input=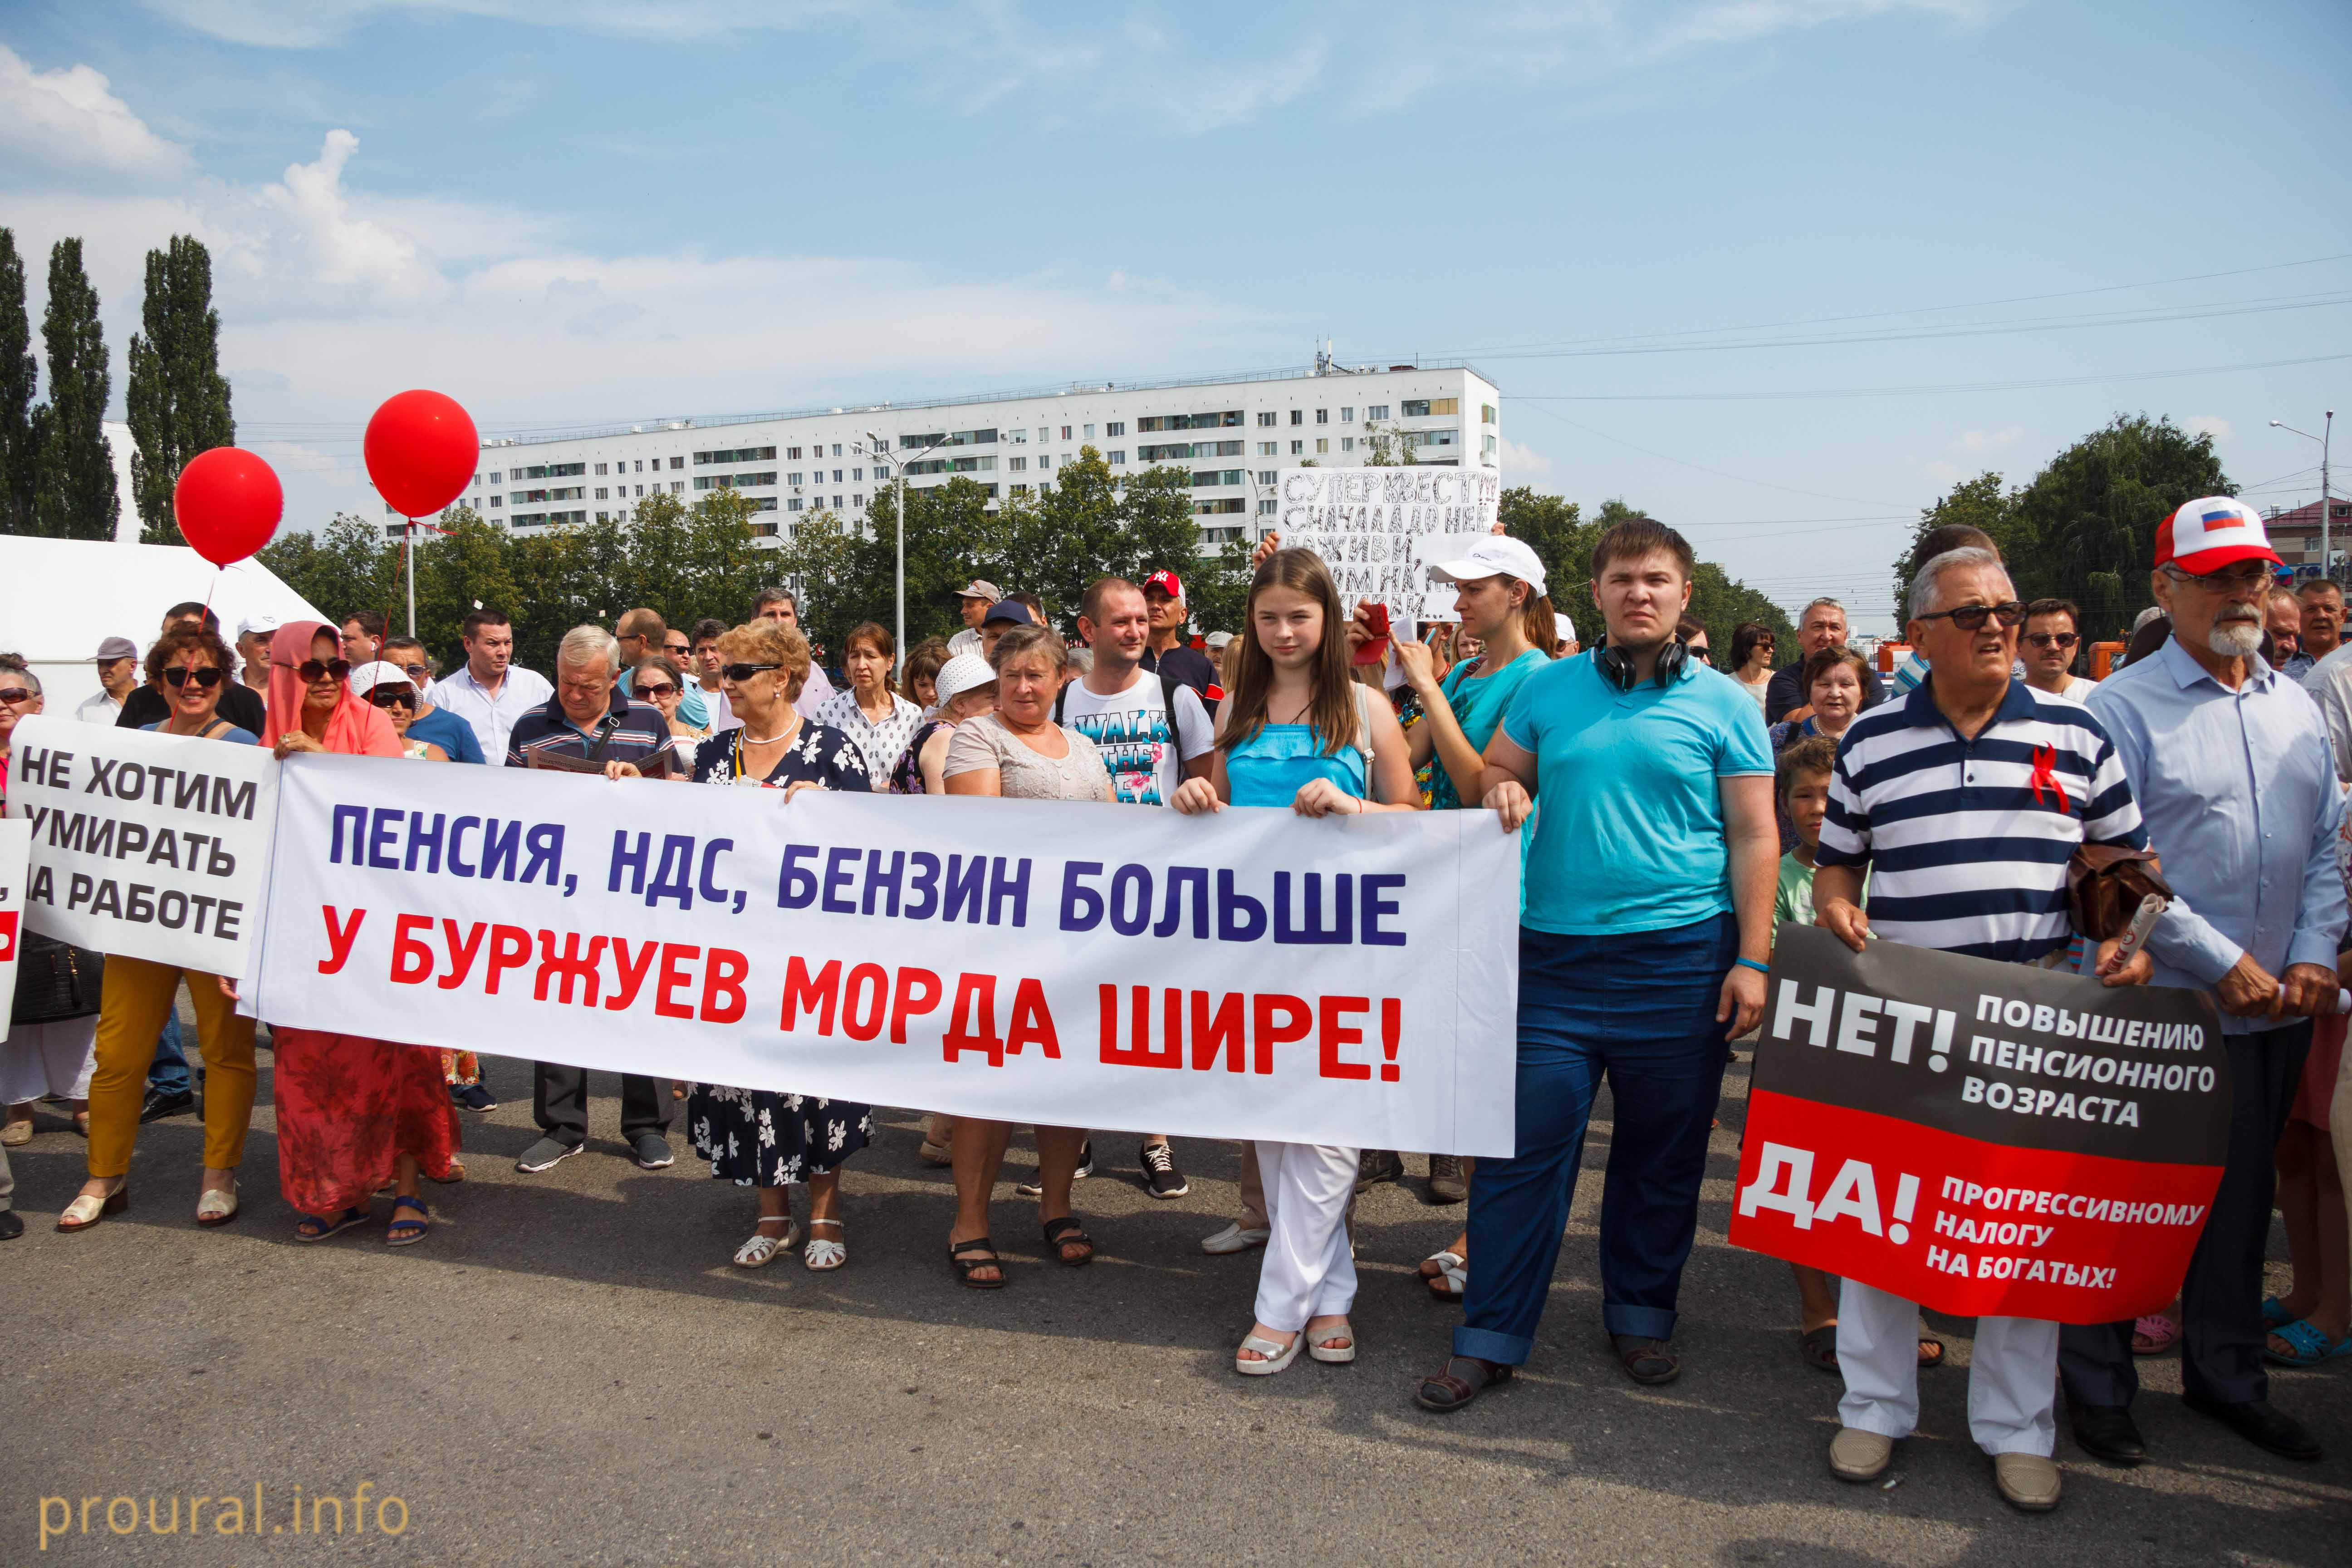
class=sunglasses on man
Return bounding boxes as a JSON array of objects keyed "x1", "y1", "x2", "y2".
[
  {"x1": 1686, "y1": 646, "x2": 1713, "y2": 664},
  {"x1": 299, "y1": 657, "x2": 353, "y2": 683},
  {"x1": 2023, "y1": 631, "x2": 2078, "y2": 650},
  {"x1": 1916, "y1": 600, "x2": 2025, "y2": 632},
  {"x1": 162, "y1": 666, "x2": 225, "y2": 689},
  {"x1": 401, "y1": 662, "x2": 431, "y2": 681}
]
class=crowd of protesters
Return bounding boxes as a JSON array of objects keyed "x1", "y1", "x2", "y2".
[{"x1": 2, "y1": 492, "x2": 2349, "y2": 1517}]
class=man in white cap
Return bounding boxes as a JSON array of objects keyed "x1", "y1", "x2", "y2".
[
  {"x1": 947, "y1": 579, "x2": 1000, "y2": 660},
  {"x1": 1553, "y1": 612, "x2": 1578, "y2": 657},
  {"x1": 235, "y1": 614, "x2": 280, "y2": 694},
  {"x1": 2061, "y1": 497, "x2": 2346, "y2": 1470},
  {"x1": 76, "y1": 637, "x2": 139, "y2": 725}
]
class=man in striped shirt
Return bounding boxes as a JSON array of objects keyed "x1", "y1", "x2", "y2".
[{"x1": 1811, "y1": 546, "x2": 2152, "y2": 1514}]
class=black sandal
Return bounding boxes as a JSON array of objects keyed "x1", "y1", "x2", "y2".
[
  {"x1": 948, "y1": 1236, "x2": 1005, "y2": 1289},
  {"x1": 1415, "y1": 1355, "x2": 1511, "y2": 1413},
  {"x1": 1042, "y1": 1215, "x2": 1093, "y2": 1267},
  {"x1": 1612, "y1": 1334, "x2": 1680, "y2": 1385},
  {"x1": 1801, "y1": 1325, "x2": 1839, "y2": 1373}
]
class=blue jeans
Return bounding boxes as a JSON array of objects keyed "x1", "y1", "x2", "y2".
[
  {"x1": 1455, "y1": 913, "x2": 1739, "y2": 1365},
  {"x1": 147, "y1": 1012, "x2": 190, "y2": 1097}
]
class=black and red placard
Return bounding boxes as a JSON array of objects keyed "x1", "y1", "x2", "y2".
[{"x1": 1730, "y1": 925, "x2": 2229, "y2": 1323}]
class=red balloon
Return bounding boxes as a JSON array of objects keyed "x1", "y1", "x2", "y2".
[
  {"x1": 364, "y1": 388, "x2": 480, "y2": 518},
  {"x1": 172, "y1": 447, "x2": 284, "y2": 568}
]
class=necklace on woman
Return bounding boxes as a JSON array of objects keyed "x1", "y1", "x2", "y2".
[{"x1": 740, "y1": 726, "x2": 793, "y2": 744}]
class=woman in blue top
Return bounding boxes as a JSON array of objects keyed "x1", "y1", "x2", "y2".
[
  {"x1": 1394, "y1": 532, "x2": 1554, "y2": 1300},
  {"x1": 1416, "y1": 517, "x2": 1779, "y2": 1412},
  {"x1": 1172, "y1": 549, "x2": 1417, "y2": 1376}
]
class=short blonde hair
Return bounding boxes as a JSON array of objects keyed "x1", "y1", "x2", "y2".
[{"x1": 715, "y1": 620, "x2": 812, "y2": 703}]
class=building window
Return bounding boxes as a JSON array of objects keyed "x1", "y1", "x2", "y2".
[
  {"x1": 1484, "y1": 434, "x2": 1498, "y2": 457},
  {"x1": 833, "y1": 495, "x2": 843, "y2": 509},
  {"x1": 1059, "y1": 425, "x2": 1071, "y2": 440},
  {"x1": 488, "y1": 495, "x2": 501, "y2": 507},
  {"x1": 852, "y1": 468, "x2": 863, "y2": 482},
  {"x1": 670, "y1": 480, "x2": 683, "y2": 493},
  {"x1": 1316, "y1": 409, "x2": 1329, "y2": 425},
  {"x1": 595, "y1": 510, "x2": 609, "y2": 522},
  {"x1": 489, "y1": 472, "x2": 502, "y2": 484},
  {"x1": 829, "y1": 444, "x2": 841, "y2": 457},
  {"x1": 594, "y1": 487, "x2": 608, "y2": 499},
  {"x1": 1258, "y1": 441, "x2": 1276, "y2": 457},
  {"x1": 788, "y1": 498, "x2": 803, "y2": 512},
  {"x1": 1339, "y1": 407, "x2": 1354, "y2": 422},
  {"x1": 1192, "y1": 498, "x2": 1246, "y2": 515},
  {"x1": 1289, "y1": 410, "x2": 1303, "y2": 425},
  {"x1": 1107, "y1": 421, "x2": 1125, "y2": 436},
  {"x1": 1258, "y1": 470, "x2": 1276, "y2": 484},
  {"x1": 1340, "y1": 437, "x2": 1354, "y2": 453},
  {"x1": 1107, "y1": 450, "x2": 1126, "y2": 465},
  {"x1": 1082, "y1": 424, "x2": 1094, "y2": 438},
  {"x1": 852, "y1": 494, "x2": 864, "y2": 508},
  {"x1": 1290, "y1": 440, "x2": 1303, "y2": 455},
  {"x1": 1315, "y1": 438, "x2": 1329, "y2": 454},
  {"x1": 594, "y1": 463, "x2": 606, "y2": 475},
  {"x1": 1402, "y1": 398, "x2": 1458, "y2": 418},
  {"x1": 634, "y1": 485, "x2": 644, "y2": 497},
  {"x1": 1365, "y1": 405, "x2": 1389, "y2": 421},
  {"x1": 787, "y1": 447, "x2": 802, "y2": 460},
  {"x1": 1258, "y1": 498, "x2": 1277, "y2": 515},
  {"x1": 1482, "y1": 404, "x2": 1497, "y2": 425},
  {"x1": 1010, "y1": 483, "x2": 1031, "y2": 496},
  {"x1": 1009, "y1": 456, "x2": 1027, "y2": 472},
  {"x1": 1256, "y1": 412, "x2": 1276, "y2": 427},
  {"x1": 1040, "y1": 455, "x2": 1053, "y2": 471}
]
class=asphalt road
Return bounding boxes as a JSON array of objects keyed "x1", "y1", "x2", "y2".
[{"x1": 1, "y1": 1036, "x2": 2344, "y2": 1567}]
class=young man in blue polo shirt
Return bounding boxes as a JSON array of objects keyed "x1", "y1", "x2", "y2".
[
  {"x1": 1416, "y1": 516, "x2": 1779, "y2": 1411},
  {"x1": 1812, "y1": 546, "x2": 2151, "y2": 1513}
]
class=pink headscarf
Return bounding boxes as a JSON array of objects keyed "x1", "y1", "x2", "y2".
[{"x1": 264, "y1": 620, "x2": 402, "y2": 757}]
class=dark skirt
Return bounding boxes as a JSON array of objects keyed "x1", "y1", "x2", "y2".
[{"x1": 685, "y1": 1085, "x2": 872, "y2": 1186}]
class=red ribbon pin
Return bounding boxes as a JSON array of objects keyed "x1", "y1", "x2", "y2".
[{"x1": 2029, "y1": 745, "x2": 2069, "y2": 813}]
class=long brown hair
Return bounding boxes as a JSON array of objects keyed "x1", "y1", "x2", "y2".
[
  {"x1": 1505, "y1": 577, "x2": 1555, "y2": 661},
  {"x1": 1222, "y1": 548, "x2": 1358, "y2": 756}
]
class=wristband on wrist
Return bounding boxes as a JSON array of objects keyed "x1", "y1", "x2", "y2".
[{"x1": 1733, "y1": 957, "x2": 1770, "y2": 976}]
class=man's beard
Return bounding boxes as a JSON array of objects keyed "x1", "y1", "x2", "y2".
[{"x1": 2208, "y1": 612, "x2": 2264, "y2": 658}]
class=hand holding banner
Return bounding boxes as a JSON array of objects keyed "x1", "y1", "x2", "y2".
[{"x1": 1730, "y1": 925, "x2": 2228, "y2": 1323}]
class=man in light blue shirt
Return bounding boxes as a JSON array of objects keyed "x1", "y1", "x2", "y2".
[{"x1": 2064, "y1": 497, "x2": 2346, "y2": 1470}]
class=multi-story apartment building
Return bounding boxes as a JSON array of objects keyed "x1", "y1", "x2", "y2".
[{"x1": 405, "y1": 360, "x2": 1501, "y2": 553}]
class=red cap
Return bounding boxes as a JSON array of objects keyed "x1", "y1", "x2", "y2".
[
  {"x1": 2154, "y1": 496, "x2": 2280, "y2": 574},
  {"x1": 1142, "y1": 569, "x2": 1184, "y2": 601}
]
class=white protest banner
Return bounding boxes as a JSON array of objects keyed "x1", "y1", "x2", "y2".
[
  {"x1": 249, "y1": 756, "x2": 1521, "y2": 1155},
  {"x1": 1274, "y1": 465, "x2": 1503, "y2": 625},
  {"x1": 4, "y1": 715, "x2": 279, "y2": 980},
  {"x1": 0, "y1": 819, "x2": 27, "y2": 1043}
]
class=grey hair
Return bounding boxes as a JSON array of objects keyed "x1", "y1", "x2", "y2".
[
  {"x1": 556, "y1": 624, "x2": 619, "y2": 671},
  {"x1": 1066, "y1": 646, "x2": 1093, "y2": 676},
  {"x1": 2131, "y1": 605, "x2": 2167, "y2": 633},
  {"x1": 1800, "y1": 596, "x2": 1847, "y2": 622},
  {"x1": 1906, "y1": 547, "x2": 2011, "y2": 623},
  {"x1": 2, "y1": 661, "x2": 41, "y2": 697}
]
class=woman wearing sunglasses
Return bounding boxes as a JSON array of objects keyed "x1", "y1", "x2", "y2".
[
  {"x1": 628, "y1": 652, "x2": 709, "y2": 770},
  {"x1": 60, "y1": 623, "x2": 262, "y2": 1232},
  {"x1": 1730, "y1": 622, "x2": 1778, "y2": 712},
  {"x1": 350, "y1": 661, "x2": 450, "y2": 760},
  {"x1": 262, "y1": 622, "x2": 458, "y2": 1248}
]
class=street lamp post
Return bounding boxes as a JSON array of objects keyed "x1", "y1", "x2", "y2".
[
  {"x1": 867, "y1": 430, "x2": 948, "y2": 671},
  {"x1": 2272, "y1": 411, "x2": 2337, "y2": 581}
]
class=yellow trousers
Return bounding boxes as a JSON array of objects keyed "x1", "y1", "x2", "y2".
[{"x1": 86, "y1": 956, "x2": 256, "y2": 1179}]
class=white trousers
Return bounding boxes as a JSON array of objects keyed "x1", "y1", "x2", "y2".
[
  {"x1": 1836, "y1": 1278, "x2": 2057, "y2": 1456},
  {"x1": 0, "y1": 1017, "x2": 98, "y2": 1105},
  {"x1": 1251, "y1": 1142, "x2": 1359, "y2": 1332}
]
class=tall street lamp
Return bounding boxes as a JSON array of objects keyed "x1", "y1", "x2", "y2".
[
  {"x1": 2271, "y1": 411, "x2": 2337, "y2": 580},
  {"x1": 867, "y1": 429, "x2": 949, "y2": 671}
]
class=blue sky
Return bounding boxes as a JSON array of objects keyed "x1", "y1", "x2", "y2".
[{"x1": 4, "y1": 0, "x2": 2347, "y2": 629}]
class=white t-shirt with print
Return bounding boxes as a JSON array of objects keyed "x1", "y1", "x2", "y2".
[{"x1": 1056, "y1": 667, "x2": 1214, "y2": 806}]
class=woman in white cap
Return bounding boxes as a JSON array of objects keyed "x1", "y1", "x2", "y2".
[
  {"x1": 1393, "y1": 533, "x2": 1557, "y2": 1298},
  {"x1": 352, "y1": 661, "x2": 451, "y2": 760},
  {"x1": 890, "y1": 652, "x2": 996, "y2": 796}
]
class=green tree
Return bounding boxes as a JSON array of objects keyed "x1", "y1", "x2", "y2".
[
  {"x1": 1498, "y1": 487, "x2": 1594, "y2": 641},
  {"x1": 412, "y1": 508, "x2": 518, "y2": 671},
  {"x1": 1890, "y1": 471, "x2": 2017, "y2": 612},
  {"x1": 0, "y1": 229, "x2": 34, "y2": 536},
  {"x1": 258, "y1": 512, "x2": 392, "y2": 630},
  {"x1": 1687, "y1": 560, "x2": 1796, "y2": 655},
  {"x1": 127, "y1": 235, "x2": 234, "y2": 544},
  {"x1": 1363, "y1": 424, "x2": 1420, "y2": 466},
  {"x1": 30, "y1": 238, "x2": 117, "y2": 540},
  {"x1": 2006, "y1": 414, "x2": 2230, "y2": 641}
]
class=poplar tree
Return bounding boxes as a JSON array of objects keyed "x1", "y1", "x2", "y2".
[
  {"x1": 30, "y1": 238, "x2": 118, "y2": 540},
  {"x1": 128, "y1": 235, "x2": 235, "y2": 544},
  {"x1": 0, "y1": 229, "x2": 35, "y2": 536}
]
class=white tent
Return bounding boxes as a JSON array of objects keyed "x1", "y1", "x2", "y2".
[{"x1": 0, "y1": 535, "x2": 328, "y2": 715}]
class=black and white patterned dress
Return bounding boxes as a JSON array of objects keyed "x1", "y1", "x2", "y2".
[{"x1": 685, "y1": 720, "x2": 875, "y2": 1186}]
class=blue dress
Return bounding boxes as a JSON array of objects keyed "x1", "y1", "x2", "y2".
[{"x1": 1224, "y1": 694, "x2": 1371, "y2": 808}]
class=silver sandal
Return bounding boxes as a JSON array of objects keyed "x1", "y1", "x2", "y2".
[
  {"x1": 732, "y1": 1216, "x2": 799, "y2": 1268},
  {"x1": 803, "y1": 1217, "x2": 846, "y2": 1272}
]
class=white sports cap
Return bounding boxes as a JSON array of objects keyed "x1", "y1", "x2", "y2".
[
  {"x1": 932, "y1": 652, "x2": 997, "y2": 707},
  {"x1": 348, "y1": 659, "x2": 416, "y2": 696},
  {"x1": 1427, "y1": 534, "x2": 1547, "y2": 595},
  {"x1": 1554, "y1": 612, "x2": 1576, "y2": 646},
  {"x1": 236, "y1": 612, "x2": 282, "y2": 639}
]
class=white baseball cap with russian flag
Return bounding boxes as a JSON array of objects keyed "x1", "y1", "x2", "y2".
[{"x1": 2156, "y1": 496, "x2": 2281, "y2": 574}]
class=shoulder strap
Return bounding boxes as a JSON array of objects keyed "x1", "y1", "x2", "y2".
[
  {"x1": 1053, "y1": 681, "x2": 1068, "y2": 724},
  {"x1": 1348, "y1": 684, "x2": 1376, "y2": 757},
  {"x1": 1161, "y1": 671, "x2": 1185, "y2": 720}
]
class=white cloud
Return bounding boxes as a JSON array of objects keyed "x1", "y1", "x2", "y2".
[
  {"x1": 1953, "y1": 426, "x2": 2023, "y2": 451},
  {"x1": 1922, "y1": 459, "x2": 1962, "y2": 486},
  {"x1": 0, "y1": 44, "x2": 195, "y2": 184},
  {"x1": 2184, "y1": 415, "x2": 2232, "y2": 442},
  {"x1": 139, "y1": 0, "x2": 855, "y2": 47},
  {"x1": 1497, "y1": 435, "x2": 1556, "y2": 490}
]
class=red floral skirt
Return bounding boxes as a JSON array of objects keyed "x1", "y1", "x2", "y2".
[{"x1": 271, "y1": 1028, "x2": 457, "y2": 1215}]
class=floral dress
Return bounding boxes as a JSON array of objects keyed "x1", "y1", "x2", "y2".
[
  {"x1": 890, "y1": 717, "x2": 951, "y2": 794},
  {"x1": 684, "y1": 721, "x2": 876, "y2": 1186}
]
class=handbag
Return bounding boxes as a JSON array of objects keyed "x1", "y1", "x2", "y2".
[
  {"x1": 10, "y1": 931, "x2": 107, "y2": 1024},
  {"x1": 2067, "y1": 844, "x2": 2172, "y2": 943}
]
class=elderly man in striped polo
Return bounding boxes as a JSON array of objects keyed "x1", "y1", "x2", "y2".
[{"x1": 1810, "y1": 546, "x2": 2153, "y2": 1513}]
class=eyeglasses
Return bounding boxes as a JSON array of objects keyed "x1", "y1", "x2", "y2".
[
  {"x1": 162, "y1": 666, "x2": 225, "y2": 689},
  {"x1": 0, "y1": 687, "x2": 32, "y2": 706},
  {"x1": 664, "y1": 643, "x2": 691, "y2": 658},
  {"x1": 2024, "y1": 632, "x2": 2079, "y2": 649},
  {"x1": 1686, "y1": 646, "x2": 1713, "y2": 663},
  {"x1": 401, "y1": 662, "x2": 431, "y2": 680},
  {"x1": 368, "y1": 687, "x2": 418, "y2": 710},
  {"x1": 298, "y1": 658, "x2": 353, "y2": 683},
  {"x1": 636, "y1": 681, "x2": 677, "y2": 698},
  {"x1": 1916, "y1": 601, "x2": 2025, "y2": 632},
  {"x1": 721, "y1": 662, "x2": 780, "y2": 683},
  {"x1": 2161, "y1": 563, "x2": 2272, "y2": 593}
]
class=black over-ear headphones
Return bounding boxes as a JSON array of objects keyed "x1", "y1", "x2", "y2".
[{"x1": 1594, "y1": 637, "x2": 1688, "y2": 692}]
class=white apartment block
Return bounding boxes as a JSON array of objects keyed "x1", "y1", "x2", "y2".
[{"x1": 407, "y1": 360, "x2": 1501, "y2": 553}]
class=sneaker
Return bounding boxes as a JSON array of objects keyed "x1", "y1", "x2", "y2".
[
  {"x1": 1426, "y1": 1154, "x2": 1467, "y2": 1204},
  {"x1": 1355, "y1": 1149, "x2": 1403, "y2": 1192},
  {"x1": 452, "y1": 1083, "x2": 499, "y2": 1113},
  {"x1": 515, "y1": 1136, "x2": 584, "y2": 1173},
  {"x1": 1018, "y1": 1140, "x2": 1093, "y2": 1198},
  {"x1": 629, "y1": 1131, "x2": 675, "y2": 1170},
  {"x1": 139, "y1": 1088, "x2": 195, "y2": 1124},
  {"x1": 1138, "y1": 1140, "x2": 1190, "y2": 1199}
]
